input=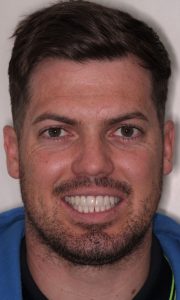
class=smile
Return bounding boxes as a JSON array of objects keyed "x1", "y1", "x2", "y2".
[{"x1": 64, "y1": 195, "x2": 120, "y2": 213}]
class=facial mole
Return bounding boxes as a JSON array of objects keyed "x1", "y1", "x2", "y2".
[{"x1": 131, "y1": 288, "x2": 137, "y2": 296}]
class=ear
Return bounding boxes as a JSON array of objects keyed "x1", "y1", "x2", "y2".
[
  {"x1": 3, "y1": 125, "x2": 20, "y2": 179},
  {"x1": 163, "y1": 120, "x2": 175, "y2": 175}
]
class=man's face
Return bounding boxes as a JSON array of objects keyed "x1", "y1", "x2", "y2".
[{"x1": 4, "y1": 56, "x2": 174, "y2": 265}]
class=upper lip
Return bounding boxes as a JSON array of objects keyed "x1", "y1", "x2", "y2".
[{"x1": 60, "y1": 188, "x2": 126, "y2": 199}]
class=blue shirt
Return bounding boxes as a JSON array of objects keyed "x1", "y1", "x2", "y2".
[{"x1": 0, "y1": 207, "x2": 179, "y2": 300}]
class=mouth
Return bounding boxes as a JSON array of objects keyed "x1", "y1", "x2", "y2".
[{"x1": 64, "y1": 195, "x2": 121, "y2": 213}]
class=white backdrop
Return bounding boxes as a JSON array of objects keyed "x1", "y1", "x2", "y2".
[{"x1": 0, "y1": 0, "x2": 180, "y2": 220}]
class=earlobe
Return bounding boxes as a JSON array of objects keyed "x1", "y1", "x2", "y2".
[
  {"x1": 3, "y1": 126, "x2": 20, "y2": 179},
  {"x1": 163, "y1": 120, "x2": 175, "y2": 175}
]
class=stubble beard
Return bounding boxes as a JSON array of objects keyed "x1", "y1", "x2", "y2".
[{"x1": 20, "y1": 171, "x2": 163, "y2": 267}]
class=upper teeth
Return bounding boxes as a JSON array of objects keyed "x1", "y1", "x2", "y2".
[{"x1": 64, "y1": 195, "x2": 120, "y2": 213}]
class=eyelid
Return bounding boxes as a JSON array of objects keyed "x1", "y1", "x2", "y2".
[
  {"x1": 39, "y1": 125, "x2": 70, "y2": 138},
  {"x1": 110, "y1": 123, "x2": 145, "y2": 139},
  {"x1": 113, "y1": 122, "x2": 143, "y2": 131},
  {"x1": 116, "y1": 127, "x2": 140, "y2": 136}
]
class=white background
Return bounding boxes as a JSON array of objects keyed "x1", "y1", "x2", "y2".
[{"x1": 0, "y1": 0, "x2": 180, "y2": 220}]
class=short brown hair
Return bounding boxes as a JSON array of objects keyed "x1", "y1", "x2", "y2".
[{"x1": 9, "y1": 0, "x2": 171, "y2": 135}]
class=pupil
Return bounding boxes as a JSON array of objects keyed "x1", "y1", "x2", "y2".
[
  {"x1": 122, "y1": 126, "x2": 133, "y2": 137},
  {"x1": 49, "y1": 128, "x2": 60, "y2": 137}
]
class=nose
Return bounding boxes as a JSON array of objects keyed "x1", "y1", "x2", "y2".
[{"x1": 71, "y1": 135, "x2": 114, "y2": 177}]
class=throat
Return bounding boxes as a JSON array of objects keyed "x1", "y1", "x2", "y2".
[{"x1": 24, "y1": 229, "x2": 152, "y2": 300}]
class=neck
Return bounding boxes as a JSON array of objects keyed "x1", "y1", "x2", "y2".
[{"x1": 25, "y1": 227, "x2": 152, "y2": 300}]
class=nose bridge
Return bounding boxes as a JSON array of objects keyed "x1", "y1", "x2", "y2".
[{"x1": 71, "y1": 131, "x2": 114, "y2": 177}]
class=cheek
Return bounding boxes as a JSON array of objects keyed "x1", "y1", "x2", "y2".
[
  {"x1": 22, "y1": 147, "x2": 73, "y2": 186},
  {"x1": 114, "y1": 147, "x2": 163, "y2": 187},
  {"x1": 115, "y1": 149, "x2": 163, "y2": 214}
]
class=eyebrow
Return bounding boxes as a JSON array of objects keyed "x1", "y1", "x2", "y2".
[
  {"x1": 32, "y1": 113, "x2": 77, "y2": 126},
  {"x1": 107, "y1": 112, "x2": 149, "y2": 126},
  {"x1": 32, "y1": 111, "x2": 149, "y2": 126}
]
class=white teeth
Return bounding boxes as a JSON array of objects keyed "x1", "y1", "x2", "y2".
[
  {"x1": 64, "y1": 195, "x2": 120, "y2": 213},
  {"x1": 75, "y1": 196, "x2": 80, "y2": 205},
  {"x1": 95, "y1": 205, "x2": 100, "y2": 213}
]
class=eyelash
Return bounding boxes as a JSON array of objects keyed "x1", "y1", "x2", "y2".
[
  {"x1": 39, "y1": 126, "x2": 69, "y2": 140},
  {"x1": 39, "y1": 124, "x2": 144, "y2": 143},
  {"x1": 112, "y1": 124, "x2": 144, "y2": 141}
]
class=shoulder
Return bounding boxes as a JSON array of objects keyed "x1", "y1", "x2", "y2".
[
  {"x1": 0, "y1": 207, "x2": 25, "y2": 298},
  {"x1": 153, "y1": 213, "x2": 180, "y2": 249},
  {"x1": 0, "y1": 207, "x2": 25, "y2": 235},
  {"x1": 153, "y1": 213, "x2": 180, "y2": 241},
  {"x1": 0, "y1": 206, "x2": 25, "y2": 257},
  {"x1": 154, "y1": 214, "x2": 180, "y2": 297},
  {"x1": 153, "y1": 213, "x2": 180, "y2": 276}
]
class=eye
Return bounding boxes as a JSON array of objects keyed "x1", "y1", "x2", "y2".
[
  {"x1": 40, "y1": 127, "x2": 68, "y2": 139},
  {"x1": 114, "y1": 125, "x2": 141, "y2": 139}
]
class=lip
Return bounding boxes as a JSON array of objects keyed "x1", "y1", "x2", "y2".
[
  {"x1": 59, "y1": 186, "x2": 127, "y2": 198},
  {"x1": 61, "y1": 198, "x2": 125, "y2": 224},
  {"x1": 58, "y1": 188, "x2": 127, "y2": 224}
]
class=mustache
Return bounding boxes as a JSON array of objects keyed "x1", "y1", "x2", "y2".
[{"x1": 53, "y1": 177, "x2": 132, "y2": 197}]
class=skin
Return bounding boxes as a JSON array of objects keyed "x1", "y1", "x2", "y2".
[{"x1": 4, "y1": 56, "x2": 174, "y2": 300}]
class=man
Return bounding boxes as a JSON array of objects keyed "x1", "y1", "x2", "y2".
[{"x1": 0, "y1": 0, "x2": 179, "y2": 299}]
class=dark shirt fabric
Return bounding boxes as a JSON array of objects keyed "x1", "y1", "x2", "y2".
[{"x1": 21, "y1": 236, "x2": 175, "y2": 300}]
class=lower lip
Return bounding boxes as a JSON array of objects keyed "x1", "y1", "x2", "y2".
[{"x1": 60, "y1": 198, "x2": 126, "y2": 224}]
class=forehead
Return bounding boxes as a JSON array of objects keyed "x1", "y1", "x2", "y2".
[{"x1": 28, "y1": 56, "x2": 154, "y2": 120}]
